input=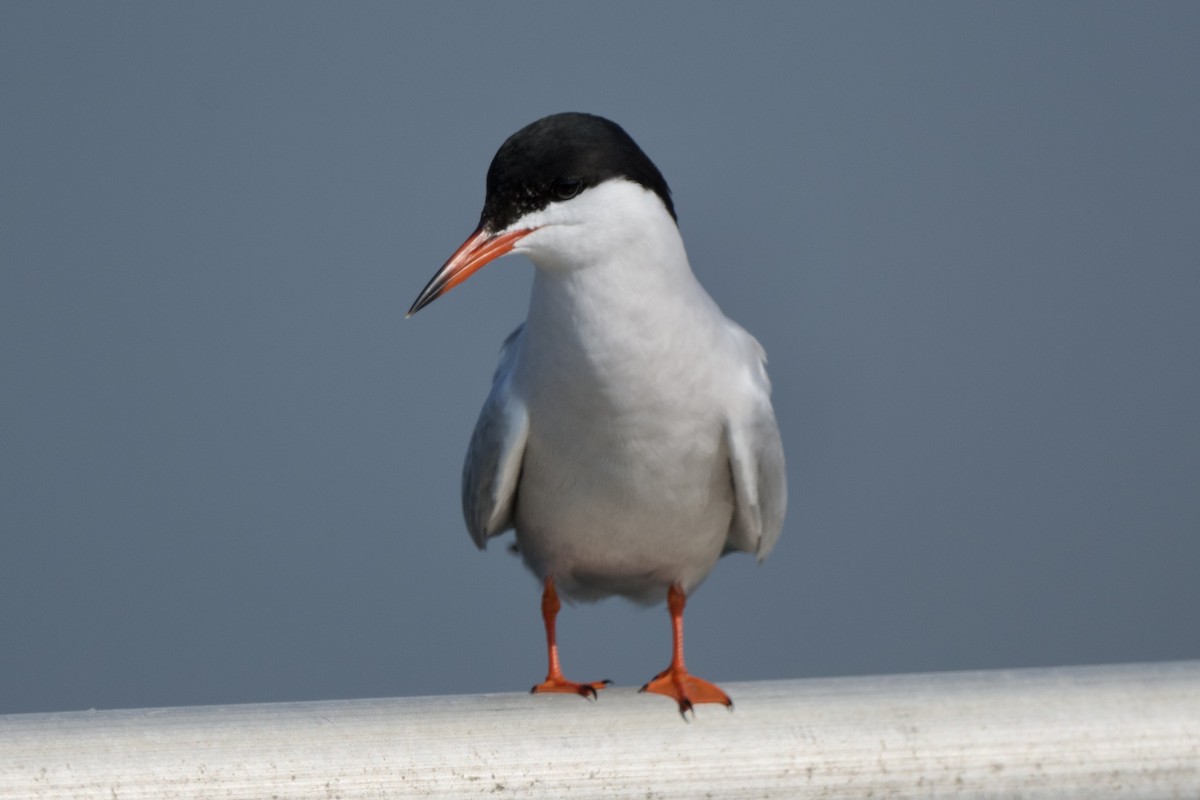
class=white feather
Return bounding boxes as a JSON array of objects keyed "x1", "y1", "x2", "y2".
[{"x1": 462, "y1": 178, "x2": 787, "y2": 604}]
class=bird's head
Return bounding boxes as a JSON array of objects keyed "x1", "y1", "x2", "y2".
[{"x1": 407, "y1": 112, "x2": 675, "y2": 317}]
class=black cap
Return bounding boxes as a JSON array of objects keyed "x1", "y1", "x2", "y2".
[{"x1": 480, "y1": 112, "x2": 676, "y2": 233}]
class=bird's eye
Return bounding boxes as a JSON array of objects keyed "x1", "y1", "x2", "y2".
[{"x1": 551, "y1": 178, "x2": 583, "y2": 201}]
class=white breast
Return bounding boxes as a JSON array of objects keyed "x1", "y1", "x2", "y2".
[{"x1": 506, "y1": 183, "x2": 748, "y2": 603}]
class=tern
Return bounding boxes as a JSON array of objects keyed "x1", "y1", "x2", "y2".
[{"x1": 408, "y1": 112, "x2": 786, "y2": 716}]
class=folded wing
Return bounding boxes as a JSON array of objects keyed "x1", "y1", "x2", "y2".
[
  {"x1": 462, "y1": 325, "x2": 529, "y2": 548},
  {"x1": 723, "y1": 328, "x2": 787, "y2": 561}
]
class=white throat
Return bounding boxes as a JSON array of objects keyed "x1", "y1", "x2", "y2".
[{"x1": 510, "y1": 179, "x2": 727, "y2": 408}]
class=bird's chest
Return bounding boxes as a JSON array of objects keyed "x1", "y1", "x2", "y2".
[
  {"x1": 511, "y1": 355, "x2": 733, "y2": 601},
  {"x1": 516, "y1": 337, "x2": 730, "y2": 519},
  {"x1": 509, "y1": 265, "x2": 738, "y2": 541}
]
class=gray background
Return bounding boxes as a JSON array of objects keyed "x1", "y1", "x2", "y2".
[{"x1": 2, "y1": 3, "x2": 1197, "y2": 715}]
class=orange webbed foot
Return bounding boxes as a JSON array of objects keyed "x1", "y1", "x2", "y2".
[
  {"x1": 640, "y1": 667, "x2": 733, "y2": 718},
  {"x1": 531, "y1": 676, "x2": 612, "y2": 700}
]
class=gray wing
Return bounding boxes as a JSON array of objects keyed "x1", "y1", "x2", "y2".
[
  {"x1": 461, "y1": 325, "x2": 529, "y2": 549},
  {"x1": 723, "y1": 330, "x2": 787, "y2": 561}
]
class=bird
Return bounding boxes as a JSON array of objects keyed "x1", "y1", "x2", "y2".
[{"x1": 407, "y1": 112, "x2": 786, "y2": 717}]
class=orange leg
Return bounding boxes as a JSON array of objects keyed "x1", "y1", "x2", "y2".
[
  {"x1": 530, "y1": 577, "x2": 610, "y2": 699},
  {"x1": 640, "y1": 584, "x2": 733, "y2": 718}
]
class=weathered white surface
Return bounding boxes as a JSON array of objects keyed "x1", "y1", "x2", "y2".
[{"x1": 1, "y1": 661, "x2": 1197, "y2": 799}]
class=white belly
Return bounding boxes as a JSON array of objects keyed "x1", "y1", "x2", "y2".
[
  {"x1": 507, "y1": 240, "x2": 746, "y2": 603},
  {"x1": 512, "y1": 376, "x2": 734, "y2": 604}
]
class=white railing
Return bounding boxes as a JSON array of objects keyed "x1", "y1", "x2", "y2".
[{"x1": 1, "y1": 661, "x2": 1197, "y2": 799}]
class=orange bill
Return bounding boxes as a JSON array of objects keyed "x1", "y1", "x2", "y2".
[{"x1": 407, "y1": 226, "x2": 535, "y2": 317}]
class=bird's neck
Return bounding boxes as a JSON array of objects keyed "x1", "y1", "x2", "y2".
[
  {"x1": 516, "y1": 218, "x2": 722, "y2": 402},
  {"x1": 527, "y1": 215, "x2": 700, "y2": 332}
]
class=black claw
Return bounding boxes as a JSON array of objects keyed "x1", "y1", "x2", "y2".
[
  {"x1": 601, "y1": 679, "x2": 613, "y2": 686},
  {"x1": 530, "y1": 685, "x2": 538, "y2": 694},
  {"x1": 638, "y1": 683, "x2": 649, "y2": 693},
  {"x1": 678, "y1": 700, "x2": 695, "y2": 722}
]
